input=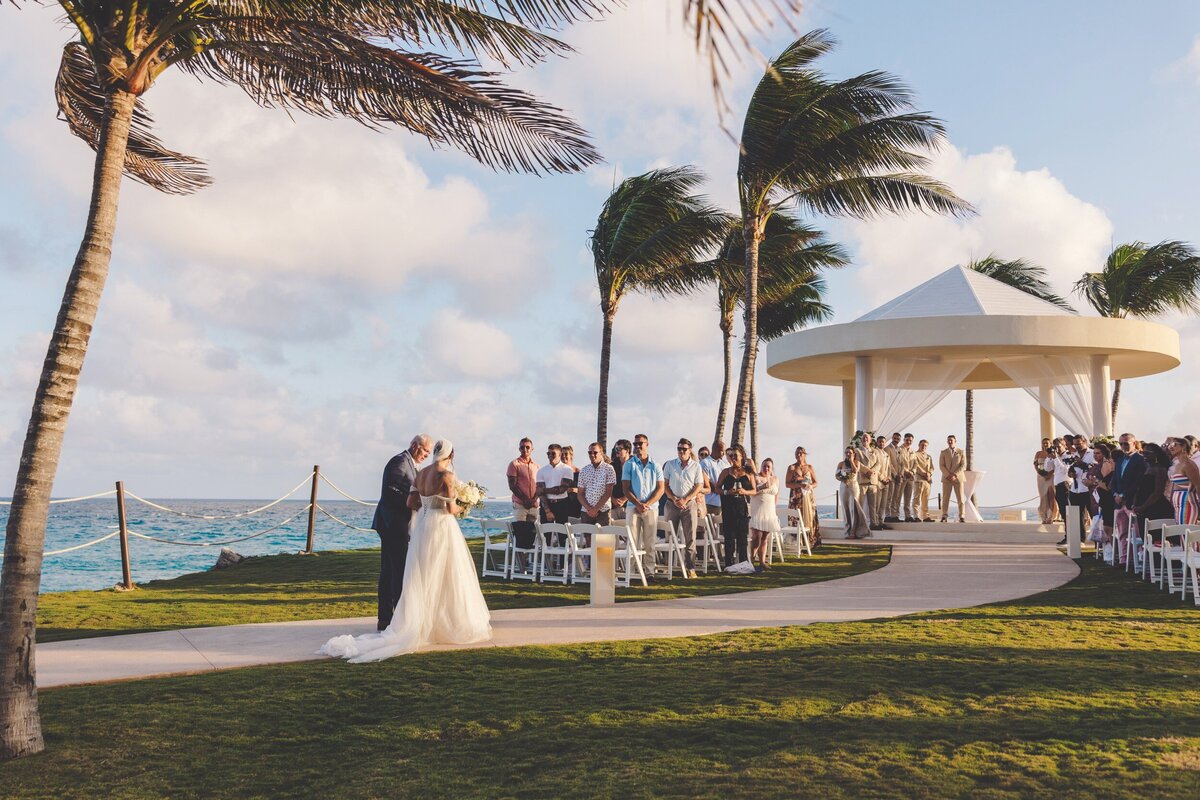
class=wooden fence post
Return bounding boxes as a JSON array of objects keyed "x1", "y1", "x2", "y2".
[
  {"x1": 115, "y1": 480, "x2": 134, "y2": 590},
  {"x1": 303, "y1": 465, "x2": 320, "y2": 555}
]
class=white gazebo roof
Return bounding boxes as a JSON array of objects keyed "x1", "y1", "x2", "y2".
[{"x1": 857, "y1": 265, "x2": 1074, "y2": 321}]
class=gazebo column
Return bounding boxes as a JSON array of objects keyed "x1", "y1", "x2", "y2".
[
  {"x1": 841, "y1": 379, "x2": 856, "y2": 446},
  {"x1": 1090, "y1": 355, "x2": 1112, "y2": 437},
  {"x1": 855, "y1": 356, "x2": 874, "y2": 432},
  {"x1": 1039, "y1": 384, "x2": 1055, "y2": 440}
]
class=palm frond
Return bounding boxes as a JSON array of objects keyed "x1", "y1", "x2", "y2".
[
  {"x1": 796, "y1": 172, "x2": 971, "y2": 220},
  {"x1": 54, "y1": 42, "x2": 210, "y2": 194},
  {"x1": 1074, "y1": 240, "x2": 1200, "y2": 318},
  {"x1": 757, "y1": 275, "x2": 832, "y2": 341},
  {"x1": 175, "y1": 18, "x2": 599, "y2": 174},
  {"x1": 968, "y1": 255, "x2": 1073, "y2": 311}
]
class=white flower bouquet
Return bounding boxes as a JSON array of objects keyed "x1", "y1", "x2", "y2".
[{"x1": 453, "y1": 480, "x2": 487, "y2": 519}]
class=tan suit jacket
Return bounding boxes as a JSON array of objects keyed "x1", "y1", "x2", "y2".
[
  {"x1": 883, "y1": 443, "x2": 903, "y2": 480},
  {"x1": 896, "y1": 447, "x2": 916, "y2": 479},
  {"x1": 913, "y1": 452, "x2": 934, "y2": 482},
  {"x1": 939, "y1": 447, "x2": 966, "y2": 481},
  {"x1": 856, "y1": 447, "x2": 883, "y2": 486}
]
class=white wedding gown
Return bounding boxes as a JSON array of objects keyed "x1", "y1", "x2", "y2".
[{"x1": 320, "y1": 494, "x2": 492, "y2": 662}]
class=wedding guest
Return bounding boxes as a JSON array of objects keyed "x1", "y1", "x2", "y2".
[
  {"x1": 785, "y1": 446, "x2": 820, "y2": 546},
  {"x1": 749, "y1": 458, "x2": 782, "y2": 571},
  {"x1": 1132, "y1": 443, "x2": 1175, "y2": 535},
  {"x1": 623, "y1": 434, "x2": 665, "y2": 579},
  {"x1": 561, "y1": 445, "x2": 582, "y2": 520},
  {"x1": 577, "y1": 442, "x2": 616, "y2": 525},
  {"x1": 913, "y1": 439, "x2": 934, "y2": 521},
  {"x1": 696, "y1": 447, "x2": 713, "y2": 521},
  {"x1": 663, "y1": 438, "x2": 705, "y2": 579},
  {"x1": 836, "y1": 446, "x2": 871, "y2": 539},
  {"x1": 701, "y1": 440, "x2": 729, "y2": 517},
  {"x1": 1034, "y1": 437, "x2": 1056, "y2": 524},
  {"x1": 1111, "y1": 433, "x2": 1145, "y2": 548},
  {"x1": 939, "y1": 435, "x2": 966, "y2": 523},
  {"x1": 1085, "y1": 442, "x2": 1116, "y2": 543},
  {"x1": 506, "y1": 437, "x2": 539, "y2": 523},
  {"x1": 1046, "y1": 438, "x2": 1071, "y2": 526},
  {"x1": 536, "y1": 443, "x2": 576, "y2": 524},
  {"x1": 1062, "y1": 434, "x2": 1096, "y2": 544},
  {"x1": 609, "y1": 439, "x2": 632, "y2": 521},
  {"x1": 1166, "y1": 437, "x2": 1200, "y2": 525},
  {"x1": 717, "y1": 445, "x2": 756, "y2": 566}
]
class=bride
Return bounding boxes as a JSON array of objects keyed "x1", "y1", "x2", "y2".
[{"x1": 321, "y1": 439, "x2": 492, "y2": 662}]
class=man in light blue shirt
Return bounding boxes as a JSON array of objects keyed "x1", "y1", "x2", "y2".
[
  {"x1": 700, "y1": 440, "x2": 729, "y2": 516},
  {"x1": 663, "y1": 438, "x2": 705, "y2": 578},
  {"x1": 622, "y1": 433, "x2": 664, "y2": 580}
]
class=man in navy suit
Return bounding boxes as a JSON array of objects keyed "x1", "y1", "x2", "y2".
[
  {"x1": 372, "y1": 434, "x2": 432, "y2": 630},
  {"x1": 1112, "y1": 433, "x2": 1146, "y2": 550}
]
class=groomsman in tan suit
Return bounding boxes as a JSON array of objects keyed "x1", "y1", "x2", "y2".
[
  {"x1": 913, "y1": 439, "x2": 935, "y2": 521},
  {"x1": 883, "y1": 432, "x2": 903, "y2": 523},
  {"x1": 939, "y1": 434, "x2": 967, "y2": 522},
  {"x1": 898, "y1": 433, "x2": 917, "y2": 521}
]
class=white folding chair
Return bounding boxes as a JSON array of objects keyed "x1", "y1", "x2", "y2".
[
  {"x1": 607, "y1": 525, "x2": 648, "y2": 587},
  {"x1": 1124, "y1": 513, "x2": 1141, "y2": 573},
  {"x1": 569, "y1": 523, "x2": 600, "y2": 585},
  {"x1": 1162, "y1": 525, "x2": 1192, "y2": 598},
  {"x1": 479, "y1": 517, "x2": 513, "y2": 579},
  {"x1": 537, "y1": 522, "x2": 572, "y2": 584},
  {"x1": 653, "y1": 517, "x2": 688, "y2": 579},
  {"x1": 1142, "y1": 518, "x2": 1172, "y2": 585},
  {"x1": 509, "y1": 520, "x2": 542, "y2": 582},
  {"x1": 1186, "y1": 527, "x2": 1200, "y2": 606},
  {"x1": 787, "y1": 508, "x2": 814, "y2": 557},
  {"x1": 694, "y1": 514, "x2": 724, "y2": 574}
]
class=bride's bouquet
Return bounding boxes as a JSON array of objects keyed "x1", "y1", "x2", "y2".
[{"x1": 453, "y1": 479, "x2": 487, "y2": 519}]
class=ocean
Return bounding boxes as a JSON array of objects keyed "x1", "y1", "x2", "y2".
[{"x1": 3, "y1": 497, "x2": 1019, "y2": 593}]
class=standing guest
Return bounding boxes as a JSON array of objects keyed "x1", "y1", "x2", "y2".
[
  {"x1": 506, "y1": 438, "x2": 540, "y2": 524},
  {"x1": 609, "y1": 439, "x2": 632, "y2": 521},
  {"x1": 561, "y1": 445, "x2": 583, "y2": 520},
  {"x1": 701, "y1": 440, "x2": 729, "y2": 518},
  {"x1": 1111, "y1": 433, "x2": 1145, "y2": 549},
  {"x1": 1166, "y1": 437, "x2": 1200, "y2": 525},
  {"x1": 663, "y1": 438, "x2": 705, "y2": 579},
  {"x1": 536, "y1": 444, "x2": 576, "y2": 524},
  {"x1": 1085, "y1": 442, "x2": 1116, "y2": 543},
  {"x1": 913, "y1": 439, "x2": 935, "y2": 521},
  {"x1": 785, "y1": 446, "x2": 820, "y2": 547},
  {"x1": 577, "y1": 442, "x2": 616, "y2": 526},
  {"x1": 883, "y1": 432, "x2": 903, "y2": 523},
  {"x1": 372, "y1": 434, "x2": 432, "y2": 631},
  {"x1": 939, "y1": 435, "x2": 966, "y2": 523},
  {"x1": 1034, "y1": 437, "x2": 1056, "y2": 524},
  {"x1": 1059, "y1": 434, "x2": 1096, "y2": 545},
  {"x1": 749, "y1": 458, "x2": 782, "y2": 571},
  {"x1": 717, "y1": 445, "x2": 756, "y2": 565},
  {"x1": 1045, "y1": 438, "x2": 1071, "y2": 526},
  {"x1": 836, "y1": 446, "x2": 871, "y2": 539},
  {"x1": 696, "y1": 447, "x2": 713, "y2": 523},
  {"x1": 898, "y1": 433, "x2": 916, "y2": 522},
  {"x1": 623, "y1": 434, "x2": 665, "y2": 579},
  {"x1": 1133, "y1": 443, "x2": 1175, "y2": 540}
]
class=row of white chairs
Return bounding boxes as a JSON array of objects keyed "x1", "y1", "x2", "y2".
[
  {"x1": 478, "y1": 508, "x2": 816, "y2": 586},
  {"x1": 1109, "y1": 516, "x2": 1200, "y2": 604}
]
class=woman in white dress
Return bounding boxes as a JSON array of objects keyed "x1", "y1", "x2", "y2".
[
  {"x1": 321, "y1": 439, "x2": 492, "y2": 662},
  {"x1": 749, "y1": 458, "x2": 782, "y2": 571}
]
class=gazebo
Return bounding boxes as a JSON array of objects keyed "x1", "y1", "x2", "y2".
[{"x1": 765, "y1": 266, "x2": 1180, "y2": 523}]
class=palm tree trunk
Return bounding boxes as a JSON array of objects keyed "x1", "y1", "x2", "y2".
[
  {"x1": 965, "y1": 389, "x2": 975, "y2": 472},
  {"x1": 749, "y1": 378, "x2": 759, "y2": 464},
  {"x1": 596, "y1": 308, "x2": 615, "y2": 450},
  {"x1": 1111, "y1": 378, "x2": 1122, "y2": 428},
  {"x1": 713, "y1": 315, "x2": 733, "y2": 448},
  {"x1": 0, "y1": 90, "x2": 137, "y2": 761},
  {"x1": 730, "y1": 217, "x2": 761, "y2": 449}
]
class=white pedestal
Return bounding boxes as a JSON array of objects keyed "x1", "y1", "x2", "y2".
[
  {"x1": 963, "y1": 470, "x2": 985, "y2": 522},
  {"x1": 1065, "y1": 505, "x2": 1082, "y2": 558},
  {"x1": 591, "y1": 532, "x2": 616, "y2": 606}
]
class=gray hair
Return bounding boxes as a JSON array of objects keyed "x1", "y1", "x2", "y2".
[{"x1": 410, "y1": 434, "x2": 432, "y2": 449}]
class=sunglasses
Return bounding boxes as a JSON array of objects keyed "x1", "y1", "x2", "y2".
[
  {"x1": 677, "y1": 446, "x2": 689, "y2": 451},
  {"x1": 635, "y1": 441, "x2": 648, "y2": 447},
  {"x1": 587, "y1": 450, "x2": 601, "y2": 455}
]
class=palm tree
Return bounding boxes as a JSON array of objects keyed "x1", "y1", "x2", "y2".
[
  {"x1": 707, "y1": 214, "x2": 847, "y2": 451},
  {"x1": 1074, "y1": 241, "x2": 1200, "y2": 425},
  {"x1": 965, "y1": 256, "x2": 1073, "y2": 471},
  {"x1": 1, "y1": 0, "x2": 605, "y2": 761},
  {"x1": 588, "y1": 167, "x2": 729, "y2": 448},
  {"x1": 729, "y1": 30, "x2": 972, "y2": 449}
]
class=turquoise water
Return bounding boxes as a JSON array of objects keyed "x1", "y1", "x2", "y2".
[{"x1": 4, "y1": 497, "x2": 1017, "y2": 593}]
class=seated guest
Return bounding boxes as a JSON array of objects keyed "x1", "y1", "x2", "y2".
[
  {"x1": 609, "y1": 439, "x2": 632, "y2": 521},
  {"x1": 577, "y1": 442, "x2": 616, "y2": 525},
  {"x1": 537, "y1": 443, "x2": 576, "y2": 524}
]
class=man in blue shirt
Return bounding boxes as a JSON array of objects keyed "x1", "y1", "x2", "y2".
[{"x1": 622, "y1": 433, "x2": 665, "y2": 580}]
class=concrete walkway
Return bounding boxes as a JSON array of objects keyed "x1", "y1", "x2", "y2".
[{"x1": 36, "y1": 542, "x2": 1078, "y2": 688}]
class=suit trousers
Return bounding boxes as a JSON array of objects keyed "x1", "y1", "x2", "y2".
[
  {"x1": 376, "y1": 528, "x2": 409, "y2": 629},
  {"x1": 914, "y1": 480, "x2": 931, "y2": 520},
  {"x1": 886, "y1": 479, "x2": 902, "y2": 518},
  {"x1": 861, "y1": 483, "x2": 882, "y2": 527},
  {"x1": 941, "y1": 478, "x2": 964, "y2": 520},
  {"x1": 900, "y1": 478, "x2": 915, "y2": 519},
  {"x1": 663, "y1": 501, "x2": 698, "y2": 572},
  {"x1": 627, "y1": 506, "x2": 659, "y2": 576}
]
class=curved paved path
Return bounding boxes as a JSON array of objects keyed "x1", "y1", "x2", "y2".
[{"x1": 36, "y1": 542, "x2": 1077, "y2": 688}]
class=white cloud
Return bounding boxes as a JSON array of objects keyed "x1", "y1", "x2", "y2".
[
  {"x1": 1168, "y1": 34, "x2": 1200, "y2": 84},
  {"x1": 418, "y1": 309, "x2": 522, "y2": 380}
]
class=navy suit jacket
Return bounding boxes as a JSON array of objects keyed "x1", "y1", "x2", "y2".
[
  {"x1": 372, "y1": 451, "x2": 417, "y2": 538},
  {"x1": 1111, "y1": 451, "x2": 1145, "y2": 500}
]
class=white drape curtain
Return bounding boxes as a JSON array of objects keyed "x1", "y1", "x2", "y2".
[
  {"x1": 869, "y1": 356, "x2": 980, "y2": 435},
  {"x1": 992, "y1": 355, "x2": 1097, "y2": 436}
]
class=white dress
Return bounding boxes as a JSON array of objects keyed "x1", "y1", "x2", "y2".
[
  {"x1": 749, "y1": 476, "x2": 781, "y2": 532},
  {"x1": 320, "y1": 494, "x2": 492, "y2": 662}
]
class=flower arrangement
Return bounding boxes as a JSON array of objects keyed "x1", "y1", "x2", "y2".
[
  {"x1": 849, "y1": 430, "x2": 874, "y2": 450},
  {"x1": 835, "y1": 465, "x2": 855, "y2": 483},
  {"x1": 1092, "y1": 434, "x2": 1119, "y2": 451},
  {"x1": 453, "y1": 479, "x2": 487, "y2": 519}
]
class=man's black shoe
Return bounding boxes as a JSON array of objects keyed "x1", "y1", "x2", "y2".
[
  {"x1": 1056, "y1": 536, "x2": 1067, "y2": 546},
  {"x1": 880, "y1": 524, "x2": 894, "y2": 530}
]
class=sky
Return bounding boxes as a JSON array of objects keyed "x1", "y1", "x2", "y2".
[{"x1": 1, "y1": 1, "x2": 1200, "y2": 506}]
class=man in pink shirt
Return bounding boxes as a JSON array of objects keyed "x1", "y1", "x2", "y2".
[{"x1": 507, "y1": 437, "x2": 539, "y2": 523}]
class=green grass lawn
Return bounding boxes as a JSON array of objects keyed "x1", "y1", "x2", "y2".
[
  {"x1": 37, "y1": 542, "x2": 889, "y2": 642},
  {"x1": 9, "y1": 559, "x2": 1198, "y2": 798}
]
